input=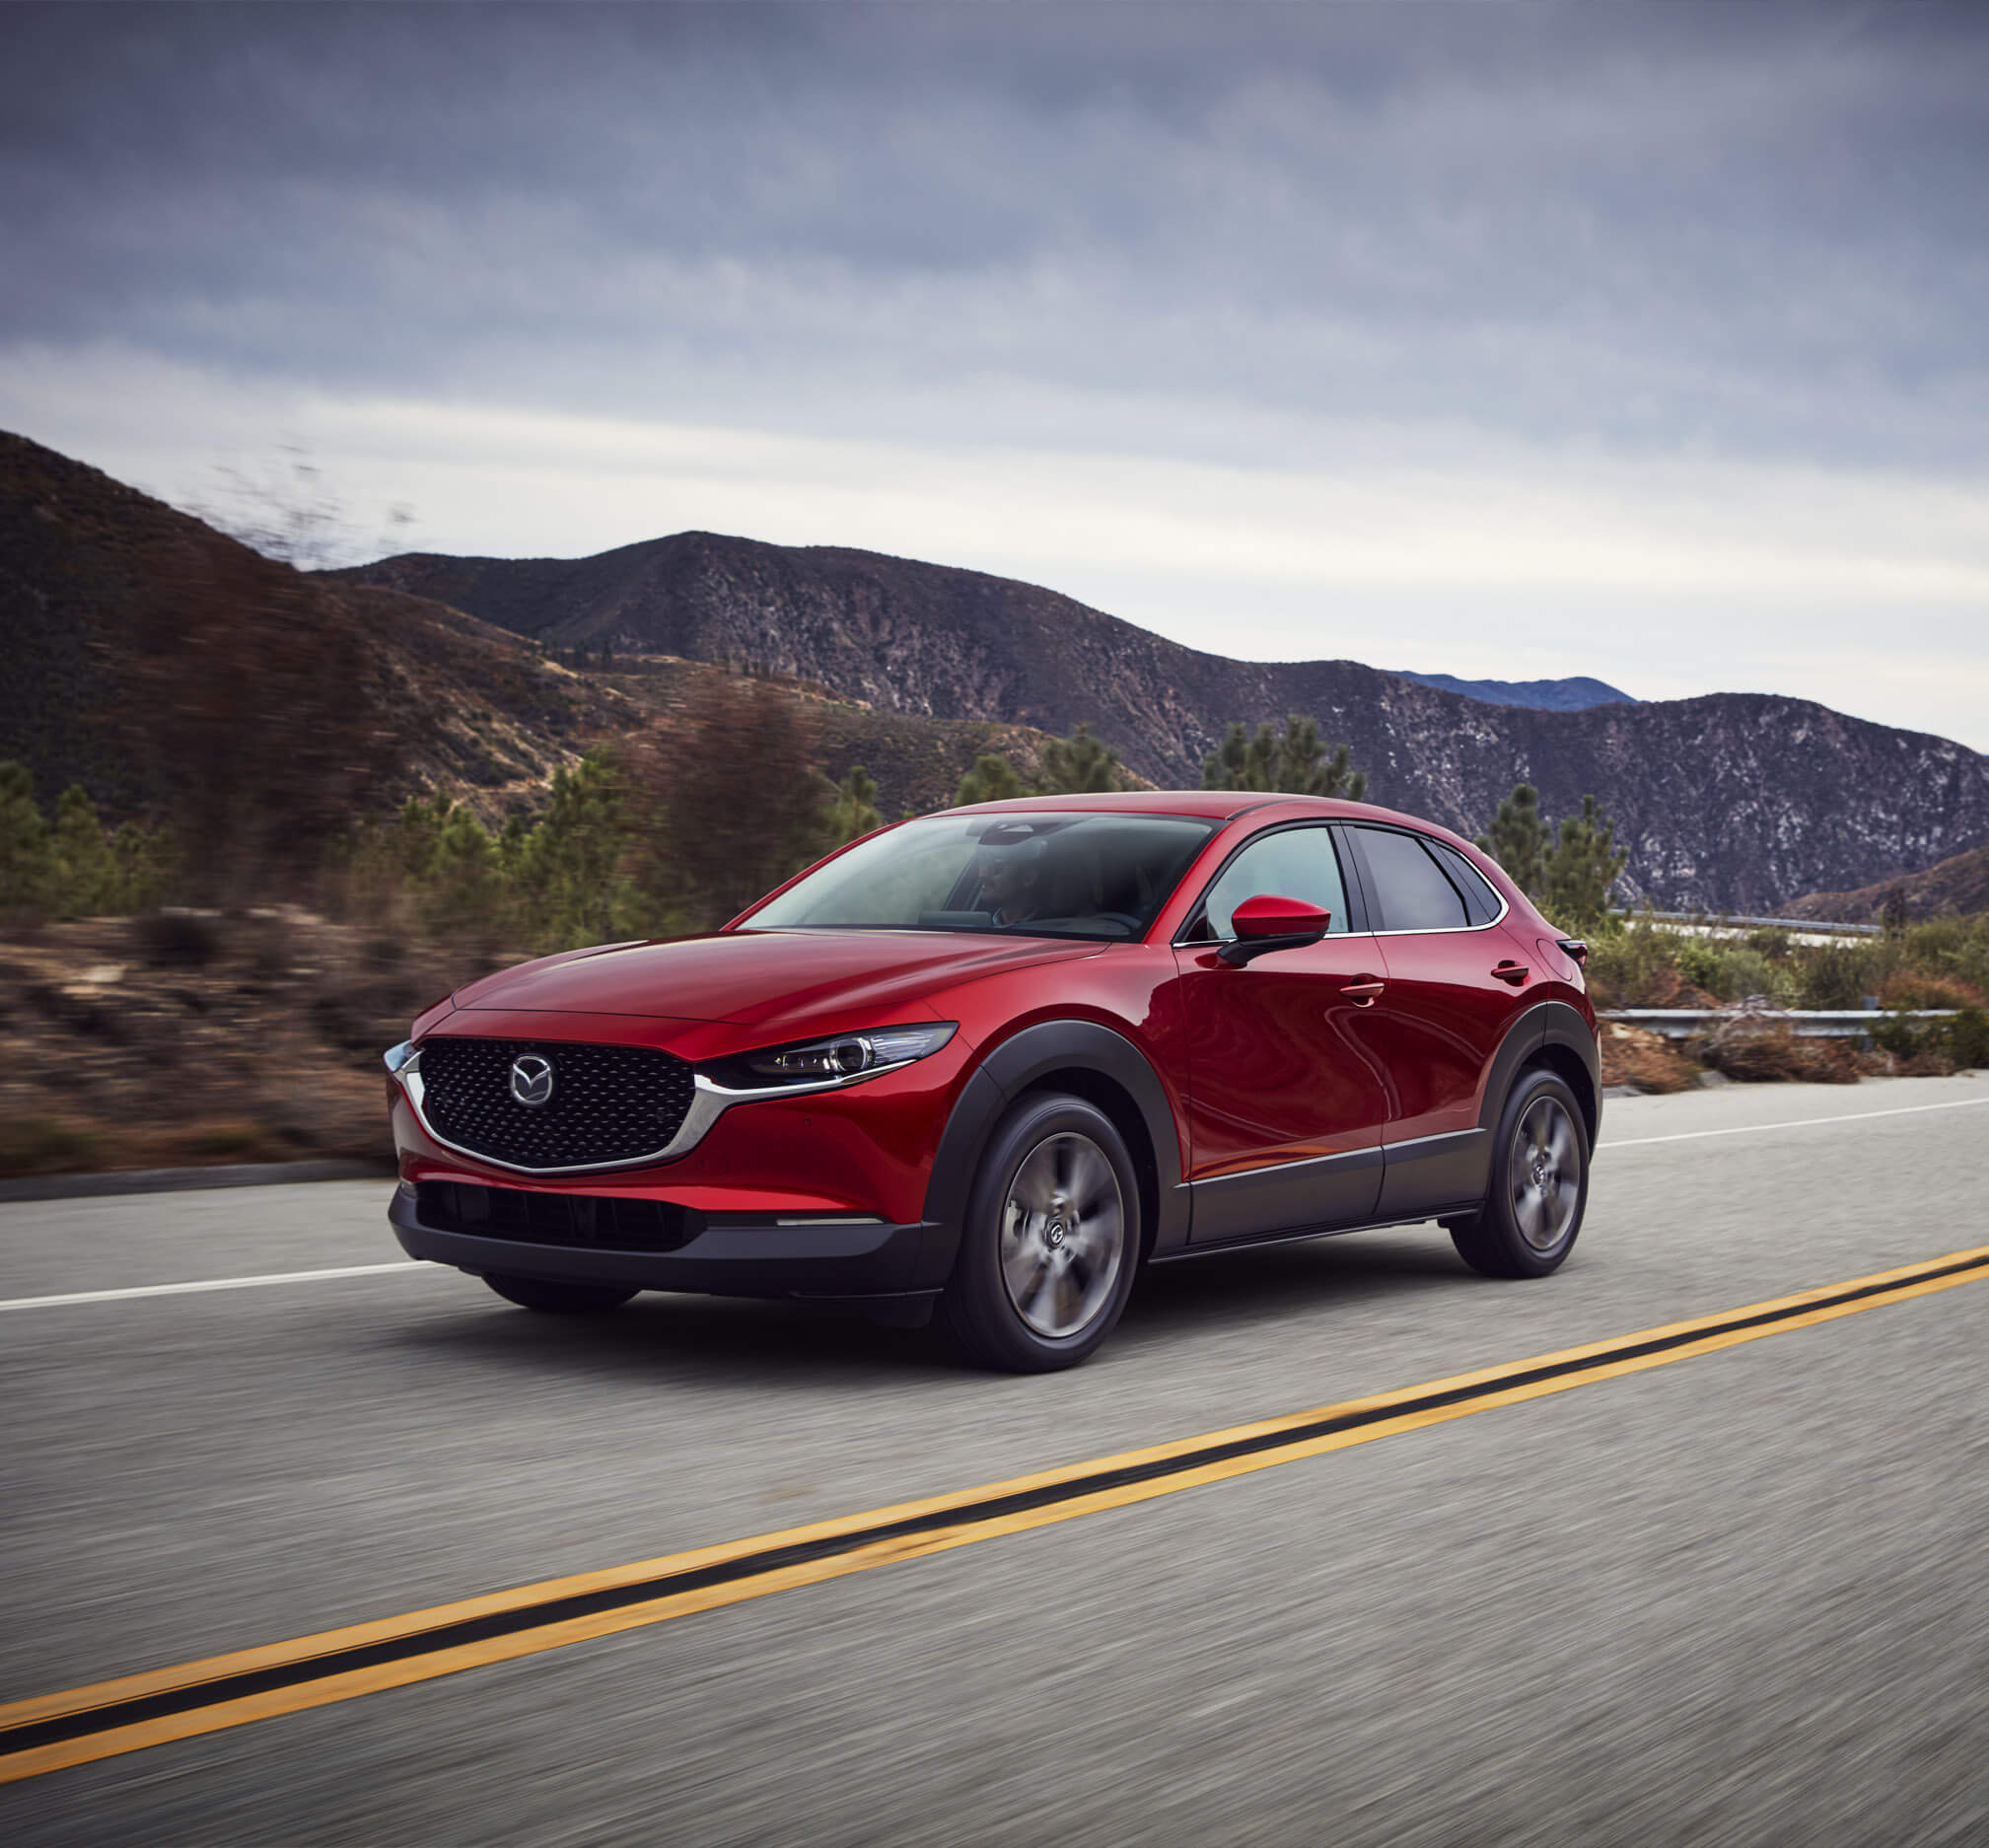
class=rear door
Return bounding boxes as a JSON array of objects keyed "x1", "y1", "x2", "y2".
[
  {"x1": 1339, "y1": 823, "x2": 1532, "y2": 1217},
  {"x1": 1172, "y1": 822, "x2": 1392, "y2": 1242}
]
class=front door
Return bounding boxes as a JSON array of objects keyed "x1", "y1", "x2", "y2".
[{"x1": 1172, "y1": 823, "x2": 1392, "y2": 1243}]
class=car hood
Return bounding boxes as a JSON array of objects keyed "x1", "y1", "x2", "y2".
[{"x1": 452, "y1": 929, "x2": 1101, "y2": 1030}]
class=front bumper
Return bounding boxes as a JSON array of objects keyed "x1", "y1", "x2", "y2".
[{"x1": 388, "y1": 1180, "x2": 944, "y2": 1307}]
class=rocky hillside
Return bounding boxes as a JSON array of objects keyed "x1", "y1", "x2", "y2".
[
  {"x1": 0, "y1": 434, "x2": 1067, "y2": 842},
  {"x1": 0, "y1": 431, "x2": 634, "y2": 841},
  {"x1": 339, "y1": 532, "x2": 1989, "y2": 912},
  {"x1": 1788, "y1": 844, "x2": 1989, "y2": 923}
]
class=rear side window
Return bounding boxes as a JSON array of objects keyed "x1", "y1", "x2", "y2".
[
  {"x1": 1195, "y1": 824, "x2": 1350, "y2": 940},
  {"x1": 1352, "y1": 826, "x2": 1470, "y2": 932},
  {"x1": 1425, "y1": 839, "x2": 1505, "y2": 924}
]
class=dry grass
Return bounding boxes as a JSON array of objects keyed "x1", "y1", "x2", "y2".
[
  {"x1": 1598, "y1": 1021, "x2": 1697, "y2": 1094},
  {"x1": 1693, "y1": 1026, "x2": 1863, "y2": 1085}
]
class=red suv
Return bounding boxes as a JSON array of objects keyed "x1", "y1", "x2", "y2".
[{"x1": 386, "y1": 793, "x2": 1598, "y2": 1371}]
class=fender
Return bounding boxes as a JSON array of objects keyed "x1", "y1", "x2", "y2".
[
  {"x1": 1376, "y1": 1000, "x2": 1599, "y2": 1220},
  {"x1": 1477, "y1": 999, "x2": 1602, "y2": 1140},
  {"x1": 915, "y1": 1019, "x2": 1190, "y2": 1289}
]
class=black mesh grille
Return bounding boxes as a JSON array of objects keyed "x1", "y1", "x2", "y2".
[
  {"x1": 415, "y1": 1036, "x2": 695, "y2": 1170},
  {"x1": 416, "y1": 1181, "x2": 701, "y2": 1253}
]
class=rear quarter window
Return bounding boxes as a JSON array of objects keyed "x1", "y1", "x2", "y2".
[
  {"x1": 1425, "y1": 839, "x2": 1505, "y2": 925},
  {"x1": 1353, "y1": 826, "x2": 1472, "y2": 932}
]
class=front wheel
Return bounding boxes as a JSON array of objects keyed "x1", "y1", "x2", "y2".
[
  {"x1": 1449, "y1": 1068, "x2": 1589, "y2": 1279},
  {"x1": 483, "y1": 1272, "x2": 639, "y2": 1314},
  {"x1": 939, "y1": 1093, "x2": 1140, "y2": 1372}
]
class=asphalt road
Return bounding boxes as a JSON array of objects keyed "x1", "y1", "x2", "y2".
[{"x1": 3, "y1": 1074, "x2": 1987, "y2": 1845}]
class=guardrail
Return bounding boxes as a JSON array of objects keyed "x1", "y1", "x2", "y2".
[
  {"x1": 1601, "y1": 1009, "x2": 1958, "y2": 1042},
  {"x1": 1609, "y1": 910, "x2": 1884, "y2": 938}
]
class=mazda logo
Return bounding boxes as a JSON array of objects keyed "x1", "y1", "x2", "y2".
[{"x1": 509, "y1": 1054, "x2": 554, "y2": 1107}]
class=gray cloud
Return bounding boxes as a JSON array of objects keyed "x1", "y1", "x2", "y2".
[{"x1": 4, "y1": 0, "x2": 1986, "y2": 472}]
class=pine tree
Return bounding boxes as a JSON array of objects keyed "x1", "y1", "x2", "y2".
[
  {"x1": 47, "y1": 786, "x2": 118, "y2": 915},
  {"x1": 0, "y1": 761, "x2": 50, "y2": 920},
  {"x1": 828, "y1": 765, "x2": 883, "y2": 843},
  {"x1": 514, "y1": 753, "x2": 633, "y2": 946},
  {"x1": 421, "y1": 804, "x2": 506, "y2": 944},
  {"x1": 1537, "y1": 794, "x2": 1628, "y2": 930},
  {"x1": 1202, "y1": 716, "x2": 1367, "y2": 799},
  {"x1": 108, "y1": 821, "x2": 170, "y2": 913},
  {"x1": 1475, "y1": 783, "x2": 1547, "y2": 898},
  {"x1": 955, "y1": 753, "x2": 1028, "y2": 807},
  {"x1": 1034, "y1": 723, "x2": 1128, "y2": 795}
]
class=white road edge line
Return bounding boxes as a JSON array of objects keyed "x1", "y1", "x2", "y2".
[
  {"x1": 1606, "y1": 1094, "x2": 1989, "y2": 1150},
  {"x1": 0, "y1": 1262, "x2": 424, "y2": 1313}
]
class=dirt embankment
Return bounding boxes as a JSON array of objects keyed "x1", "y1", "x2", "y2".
[{"x1": 0, "y1": 912, "x2": 502, "y2": 1176}]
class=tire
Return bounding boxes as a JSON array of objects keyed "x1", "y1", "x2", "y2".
[
  {"x1": 1449, "y1": 1067, "x2": 1589, "y2": 1280},
  {"x1": 938, "y1": 1093, "x2": 1141, "y2": 1373},
  {"x1": 483, "y1": 1272, "x2": 639, "y2": 1315}
]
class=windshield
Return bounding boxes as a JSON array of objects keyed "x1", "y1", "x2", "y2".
[{"x1": 741, "y1": 813, "x2": 1219, "y2": 941}]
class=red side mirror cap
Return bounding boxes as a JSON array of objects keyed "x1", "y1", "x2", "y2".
[
  {"x1": 1232, "y1": 893, "x2": 1331, "y2": 939},
  {"x1": 1220, "y1": 893, "x2": 1332, "y2": 964}
]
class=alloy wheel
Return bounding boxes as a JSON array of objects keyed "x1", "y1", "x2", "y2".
[
  {"x1": 999, "y1": 1131, "x2": 1127, "y2": 1339},
  {"x1": 1509, "y1": 1094, "x2": 1580, "y2": 1252}
]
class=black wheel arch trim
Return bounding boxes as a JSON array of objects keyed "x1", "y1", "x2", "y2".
[
  {"x1": 918, "y1": 1019, "x2": 1189, "y2": 1287},
  {"x1": 1478, "y1": 1000, "x2": 1601, "y2": 1145}
]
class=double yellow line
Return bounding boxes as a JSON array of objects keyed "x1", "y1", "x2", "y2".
[{"x1": 7, "y1": 1243, "x2": 1987, "y2": 1786}]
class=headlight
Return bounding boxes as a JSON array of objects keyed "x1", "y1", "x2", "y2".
[
  {"x1": 715, "y1": 1023, "x2": 959, "y2": 1091},
  {"x1": 383, "y1": 1040, "x2": 420, "y2": 1076}
]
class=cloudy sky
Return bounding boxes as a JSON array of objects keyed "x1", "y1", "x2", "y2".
[{"x1": 3, "y1": 0, "x2": 1985, "y2": 746}]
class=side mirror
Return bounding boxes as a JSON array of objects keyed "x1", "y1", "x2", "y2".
[{"x1": 1218, "y1": 893, "x2": 1331, "y2": 965}]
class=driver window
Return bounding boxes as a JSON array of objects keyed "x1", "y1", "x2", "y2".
[{"x1": 1197, "y1": 826, "x2": 1349, "y2": 940}]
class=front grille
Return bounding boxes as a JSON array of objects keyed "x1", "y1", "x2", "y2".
[
  {"x1": 416, "y1": 1181, "x2": 702, "y2": 1253},
  {"x1": 416, "y1": 1036, "x2": 695, "y2": 1170}
]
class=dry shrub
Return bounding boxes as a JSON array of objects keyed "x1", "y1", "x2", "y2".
[
  {"x1": 1598, "y1": 1021, "x2": 1696, "y2": 1093},
  {"x1": 131, "y1": 532, "x2": 401, "y2": 902},
  {"x1": 1696, "y1": 1027, "x2": 1861, "y2": 1085},
  {"x1": 1892, "y1": 1047, "x2": 1960, "y2": 1077},
  {"x1": 1878, "y1": 970, "x2": 1987, "y2": 1012},
  {"x1": 621, "y1": 674, "x2": 838, "y2": 931},
  {"x1": 132, "y1": 908, "x2": 225, "y2": 968}
]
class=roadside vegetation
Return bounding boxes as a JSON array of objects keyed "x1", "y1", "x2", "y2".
[
  {"x1": 1468, "y1": 778, "x2": 1988, "y2": 1084},
  {"x1": 5, "y1": 706, "x2": 1984, "y2": 1177}
]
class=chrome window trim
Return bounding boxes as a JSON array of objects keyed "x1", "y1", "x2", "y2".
[
  {"x1": 1171, "y1": 817, "x2": 1513, "y2": 948},
  {"x1": 1341, "y1": 822, "x2": 1513, "y2": 938},
  {"x1": 1363, "y1": 904, "x2": 1511, "y2": 938},
  {"x1": 387, "y1": 1047, "x2": 929, "y2": 1177}
]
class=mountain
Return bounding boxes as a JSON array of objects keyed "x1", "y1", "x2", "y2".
[
  {"x1": 335, "y1": 531, "x2": 1989, "y2": 913},
  {"x1": 0, "y1": 432, "x2": 632, "y2": 847},
  {"x1": 1787, "y1": 844, "x2": 1989, "y2": 924},
  {"x1": 1385, "y1": 671, "x2": 1636, "y2": 711},
  {"x1": 0, "y1": 433, "x2": 1070, "y2": 848}
]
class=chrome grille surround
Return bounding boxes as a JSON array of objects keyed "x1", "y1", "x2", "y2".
[{"x1": 408, "y1": 1036, "x2": 697, "y2": 1173}]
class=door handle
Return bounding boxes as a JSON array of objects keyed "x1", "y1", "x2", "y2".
[
  {"x1": 1492, "y1": 961, "x2": 1530, "y2": 985},
  {"x1": 1340, "y1": 979, "x2": 1385, "y2": 1004}
]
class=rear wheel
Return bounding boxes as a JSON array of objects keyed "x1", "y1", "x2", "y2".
[
  {"x1": 939, "y1": 1093, "x2": 1140, "y2": 1372},
  {"x1": 483, "y1": 1272, "x2": 639, "y2": 1314},
  {"x1": 1449, "y1": 1068, "x2": 1589, "y2": 1279}
]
